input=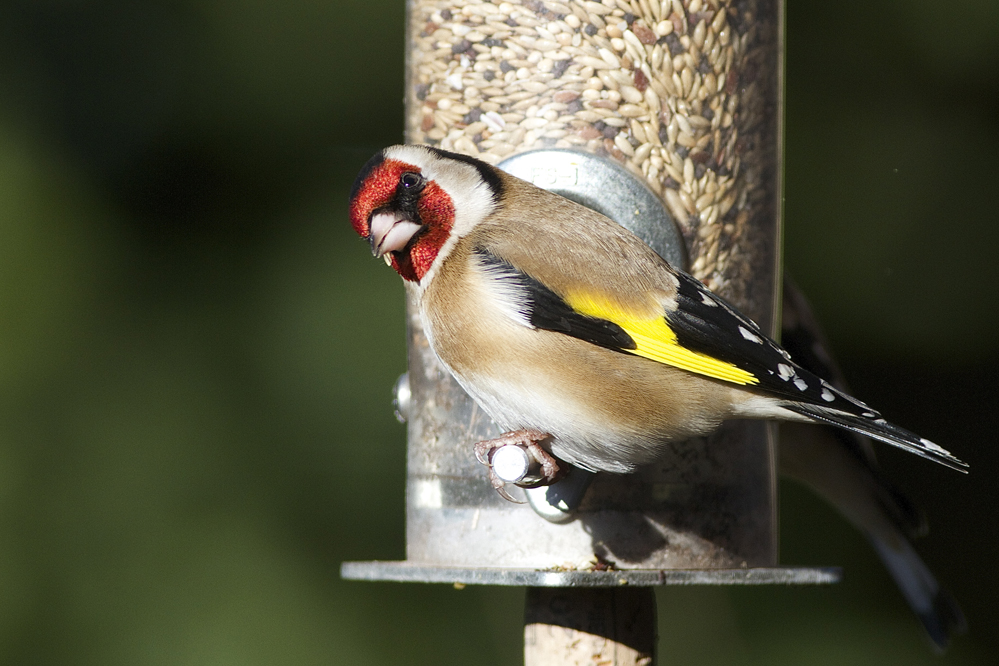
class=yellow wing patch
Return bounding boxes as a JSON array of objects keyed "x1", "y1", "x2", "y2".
[{"x1": 564, "y1": 291, "x2": 759, "y2": 386}]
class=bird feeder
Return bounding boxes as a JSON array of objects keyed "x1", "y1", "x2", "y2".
[{"x1": 342, "y1": 0, "x2": 839, "y2": 662}]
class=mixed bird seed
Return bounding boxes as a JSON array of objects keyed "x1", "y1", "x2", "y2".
[{"x1": 406, "y1": 0, "x2": 780, "y2": 327}]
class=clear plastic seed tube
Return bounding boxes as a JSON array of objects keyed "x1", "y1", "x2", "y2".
[{"x1": 403, "y1": 0, "x2": 782, "y2": 570}]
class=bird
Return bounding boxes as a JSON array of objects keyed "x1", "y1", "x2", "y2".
[
  {"x1": 779, "y1": 279, "x2": 965, "y2": 651},
  {"x1": 348, "y1": 143, "x2": 967, "y2": 490}
]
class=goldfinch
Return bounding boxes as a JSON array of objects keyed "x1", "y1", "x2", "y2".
[{"x1": 348, "y1": 144, "x2": 967, "y2": 487}]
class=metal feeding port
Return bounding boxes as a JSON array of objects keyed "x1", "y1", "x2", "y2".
[{"x1": 498, "y1": 149, "x2": 687, "y2": 270}]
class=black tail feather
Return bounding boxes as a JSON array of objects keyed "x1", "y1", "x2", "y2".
[{"x1": 783, "y1": 403, "x2": 968, "y2": 473}]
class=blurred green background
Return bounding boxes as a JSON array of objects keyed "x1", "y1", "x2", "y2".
[{"x1": 0, "y1": 0, "x2": 995, "y2": 663}]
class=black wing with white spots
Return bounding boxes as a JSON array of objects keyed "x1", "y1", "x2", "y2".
[
  {"x1": 667, "y1": 270, "x2": 868, "y2": 409},
  {"x1": 666, "y1": 270, "x2": 967, "y2": 472}
]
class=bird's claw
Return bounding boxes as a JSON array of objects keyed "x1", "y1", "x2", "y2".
[
  {"x1": 474, "y1": 429, "x2": 566, "y2": 501},
  {"x1": 487, "y1": 468, "x2": 526, "y2": 503}
]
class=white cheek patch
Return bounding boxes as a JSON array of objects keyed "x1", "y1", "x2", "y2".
[{"x1": 426, "y1": 165, "x2": 496, "y2": 236}]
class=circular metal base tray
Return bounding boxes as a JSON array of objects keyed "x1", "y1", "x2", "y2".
[{"x1": 341, "y1": 561, "x2": 841, "y2": 587}]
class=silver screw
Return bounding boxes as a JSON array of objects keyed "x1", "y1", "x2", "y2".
[{"x1": 393, "y1": 373, "x2": 411, "y2": 423}]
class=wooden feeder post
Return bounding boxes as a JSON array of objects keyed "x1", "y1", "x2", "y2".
[{"x1": 525, "y1": 587, "x2": 657, "y2": 666}]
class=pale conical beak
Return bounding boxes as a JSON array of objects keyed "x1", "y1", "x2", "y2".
[{"x1": 369, "y1": 212, "x2": 423, "y2": 259}]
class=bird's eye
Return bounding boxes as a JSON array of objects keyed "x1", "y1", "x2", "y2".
[{"x1": 400, "y1": 172, "x2": 423, "y2": 189}]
